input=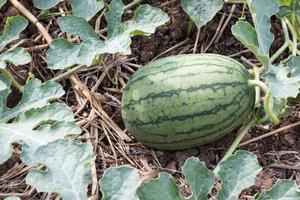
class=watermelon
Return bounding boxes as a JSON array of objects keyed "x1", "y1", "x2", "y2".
[{"x1": 121, "y1": 54, "x2": 255, "y2": 150}]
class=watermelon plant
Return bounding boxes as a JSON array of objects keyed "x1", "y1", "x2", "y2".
[
  {"x1": 100, "y1": 151, "x2": 300, "y2": 200},
  {"x1": 1, "y1": 0, "x2": 300, "y2": 199}
]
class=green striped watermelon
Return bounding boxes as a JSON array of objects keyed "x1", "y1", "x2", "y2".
[{"x1": 121, "y1": 54, "x2": 255, "y2": 150}]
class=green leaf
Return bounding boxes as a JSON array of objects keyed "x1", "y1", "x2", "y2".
[
  {"x1": 0, "y1": 78, "x2": 64, "y2": 122},
  {"x1": 137, "y1": 173, "x2": 183, "y2": 200},
  {"x1": 105, "y1": 0, "x2": 125, "y2": 38},
  {"x1": 0, "y1": 48, "x2": 31, "y2": 69},
  {"x1": 70, "y1": 0, "x2": 104, "y2": 20},
  {"x1": 0, "y1": 75, "x2": 10, "y2": 118},
  {"x1": 266, "y1": 59, "x2": 300, "y2": 99},
  {"x1": 233, "y1": 0, "x2": 279, "y2": 67},
  {"x1": 277, "y1": 0, "x2": 300, "y2": 21},
  {"x1": 26, "y1": 140, "x2": 94, "y2": 200},
  {"x1": 99, "y1": 166, "x2": 140, "y2": 200},
  {"x1": 255, "y1": 179, "x2": 300, "y2": 199},
  {"x1": 33, "y1": 0, "x2": 59, "y2": 9},
  {"x1": 34, "y1": 0, "x2": 104, "y2": 20},
  {"x1": 46, "y1": 38, "x2": 105, "y2": 69},
  {"x1": 232, "y1": 21, "x2": 268, "y2": 67},
  {"x1": 215, "y1": 151, "x2": 262, "y2": 200},
  {"x1": 181, "y1": 0, "x2": 223, "y2": 29},
  {"x1": 46, "y1": 5, "x2": 169, "y2": 69},
  {"x1": 0, "y1": 0, "x2": 7, "y2": 9},
  {"x1": 0, "y1": 15, "x2": 28, "y2": 51},
  {"x1": 246, "y1": 0, "x2": 279, "y2": 55},
  {"x1": 182, "y1": 157, "x2": 215, "y2": 200},
  {"x1": 0, "y1": 102, "x2": 80, "y2": 165},
  {"x1": 59, "y1": 16, "x2": 98, "y2": 40},
  {"x1": 105, "y1": 4, "x2": 169, "y2": 54}
]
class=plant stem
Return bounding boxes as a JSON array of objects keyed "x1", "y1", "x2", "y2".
[
  {"x1": 284, "y1": 18, "x2": 298, "y2": 56},
  {"x1": 248, "y1": 80, "x2": 279, "y2": 124},
  {"x1": 248, "y1": 80, "x2": 268, "y2": 93},
  {"x1": 282, "y1": 19, "x2": 290, "y2": 42},
  {"x1": 270, "y1": 41, "x2": 289, "y2": 63},
  {"x1": 187, "y1": 19, "x2": 194, "y2": 36},
  {"x1": 252, "y1": 67, "x2": 261, "y2": 107},
  {"x1": 221, "y1": 117, "x2": 257, "y2": 162},
  {"x1": 264, "y1": 90, "x2": 279, "y2": 124},
  {"x1": 123, "y1": 0, "x2": 143, "y2": 10},
  {"x1": 0, "y1": 69, "x2": 22, "y2": 90},
  {"x1": 51, "y1": 65, "x2": 85, "y2": 82}
]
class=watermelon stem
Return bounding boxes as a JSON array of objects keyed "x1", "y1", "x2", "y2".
[
  {"x1": 221, "y1": 117, "x2": 257, "y2": 162},
  {"x1": 248, "y1": 80, "x2": 280, "y2": 124}
]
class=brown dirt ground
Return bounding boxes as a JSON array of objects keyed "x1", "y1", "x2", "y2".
[{"x1": 0, "y1": 0, "x2": 299, "y2": 199}]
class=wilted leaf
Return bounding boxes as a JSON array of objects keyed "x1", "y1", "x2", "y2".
[
  {"x1": 99, "y1": 166, "x2": 140, "y2": 200},
  {"x1": 0, "y1": 15, "x2": 28, "y2": 50},
  {"x1": 215, "y1": 151, "x2": 262, "y2": 200},
  {"x1": 183, "y1": 157, "x2": 215, "y2": 200},
  {"x1": 71, "y1": 0, "x2": 104, "y2": 20},
  {"x1": 255, "y1": 179, "x2": 300, "y2": 200},
  {"x1": 181, "y1": 0, "x2": 223, "y2": 29},
  {"x1": 0, "y1": 48, "x2": 31, "y2": 69},
  {"x1": 266, "y1": 59, "x2": 300, "y2": 99},
  {"x1": 26, "y1": 140, "x2": 94, "y2": 200},
  {"x1": 137, "y1": 173, "x2": 183, "y2": 200}
]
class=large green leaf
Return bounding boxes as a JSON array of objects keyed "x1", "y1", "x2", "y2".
[
  {"x1": 71, "y1": 0, "x2": 104, "y2": 20},
  {"x1": 26, "y1": 140, "x2": 94, "y2": 200},
  {"x1": 59, "y1": 16, "x2": 98, "y2": 40},
  {"x1": 181, "y1": 0, "x2": 223, "y2": 29},
  {"x1": 105, "y1": 0, "x2": 125, "y2": 38},
  {"x1": 232, "y1": 21, "x2": 269, "y2": 67},
  {"x1": 99, "y1": 166, "x2": 140, "y2": 200},
  {"x1": 33, "y1": 0, "x2": 59, "y2": 9},
  {"x1": 0, "y1": 47, "x2": 31, "y2": 69},
  {"x1": 255, "y1": 179, "x2": 300, "y2": 199},
  {"x1": 0, "y1": 103, "x2": 80, "y2": 165},
  {"x1": 34, "y1": 0, "x2": 104, "y2": 20},
  {"x1": 46, "y1": 5, "x2": 169, "y2": 69},
  {"x1": 0, "y1": 78, "x2": 80, "y2": 165},
  {"x1": 215, "y1": 151, "x2": 262, "y2": 200},
  {"x1": 233, "y1": 0, "x2": 279, "y2": 67},
  {"x1": 182, "y1": 157, "x2": 215, "y2": 200},
  {"x1": 137, "y1": 173, "x2": 183, "y2": 200},
  {"x1": 105, "y1": 4, "x2": 170, "y2": 54},
  {"x1": 0, "y1": 15, "x2": 28, "y2": 51},
  {"x1": 0, "y1": 78, "x2": 64, "y2": 122},
  {"x1": 0, "y1": 0, "x2": 7, "y2": 9},
  {"x1": 266, "y1": 58, "x2": 300, "y2": 99}
]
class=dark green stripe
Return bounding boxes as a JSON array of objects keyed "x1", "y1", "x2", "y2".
[
  {"x1": 126, "y1": 63, "x2": 245, "y2": 90},
  {"x1": 123, "y1": 81, "x2": 245, "y2": 110},
  {"x1": 135, "y1": 95, "x2": 253, "y2": 146},
  {"x1": 125, "y1": 88, "x2": 246, "y2": 126}
]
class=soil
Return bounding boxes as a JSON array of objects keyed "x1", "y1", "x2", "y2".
[{"x1": 0, "y1": 0, "x2": 299, "y2": 199}]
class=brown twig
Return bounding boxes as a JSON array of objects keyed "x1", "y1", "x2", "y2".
[{"x1": 239, "y1": 121, "x2": 300, "y2": 147}]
